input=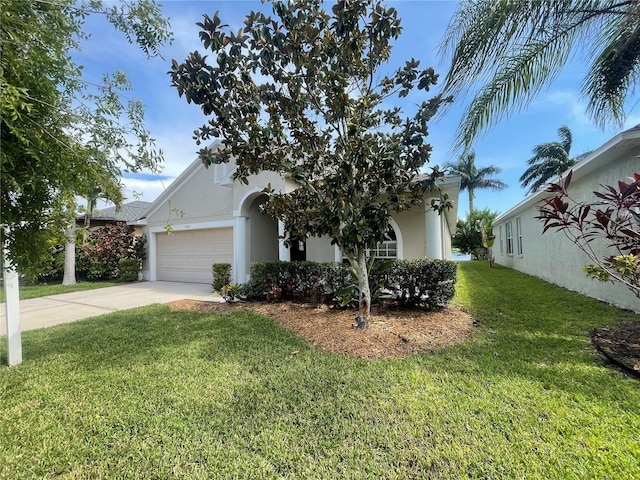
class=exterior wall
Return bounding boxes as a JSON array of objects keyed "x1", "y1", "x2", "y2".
[
  {"x1": 145, "y1": 163, "x2": 234, "y2": 228},
  {"x1": 248, "y1": 196, "x2": 278, "y2": 263},
  {"x1": 393, "y1": 207, "x2": 426, "y2": 259},
  {"x1": 306, "y1": 236, "x2": 336, "y2": 262},
  {"x1": 494, "y1": 153, "x2": 639, "y2": 312}
]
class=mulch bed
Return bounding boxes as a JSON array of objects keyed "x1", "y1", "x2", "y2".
[
  {"x1": 591, "y1": 321, "x2": 640, "y2": 378},
  {"x1": 167, "y1": 299, "x2": 475, "y2": 359}
]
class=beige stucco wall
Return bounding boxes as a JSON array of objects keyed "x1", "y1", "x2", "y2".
[
  {"x1": 248, "y1": 196, "x2": 279, "y2": 263},
  {"x1": 145, "y1": 163, "x2": 234, "y2": 228},
  {"x1": 392, "y1": 206, "x2": 427, "y2": 259},
  {"x1": 494, "y1": 152, "x2": 639, "y2": 312},
  {"x1": 306, "y1": 236, "x2": 336, "y2": 262}
]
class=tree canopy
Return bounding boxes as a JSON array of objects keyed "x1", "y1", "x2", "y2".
[
  {"x1": 170, "y1": 0, "x2": 450, "y2": 328},
  {"x1": 444, "y1": 152, "x2": 506, "y2": 214},
  {"x1": 440, "y1": 0, "x2": 640, "y2": 151},
  {"x1": 1, "y1": 0, "x2": 171, "y2": 276},
  {"x1": 519, "y1": 125, "x2": 592, "y2": 194}
]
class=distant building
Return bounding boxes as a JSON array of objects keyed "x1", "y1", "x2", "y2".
[{"x1": 77, "y1": 200, "x2": 152, "y2": 234}]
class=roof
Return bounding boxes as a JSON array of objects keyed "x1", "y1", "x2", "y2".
[
  {"x1": 85, "y1": 201, "x2": 152, "y2": 222},
  {"x1": 495, "y1": 124, "x2": 640, "y2": 223}
]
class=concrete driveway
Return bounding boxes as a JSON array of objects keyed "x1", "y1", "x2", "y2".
[{"x1": 0, "y1": 281, "x2": 221, "y2": 333}]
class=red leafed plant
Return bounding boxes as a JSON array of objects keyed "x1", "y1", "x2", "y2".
[{"x1": 536, "y1": 171, "x2": 640, "y2": 299}]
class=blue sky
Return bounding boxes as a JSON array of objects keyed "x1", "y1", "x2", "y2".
[{"x1": 76, "y1": 0, "x2": 640, "y2": 218}]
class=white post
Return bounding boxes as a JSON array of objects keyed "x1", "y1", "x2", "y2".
[
  {"x1": 234, "y1": 216, "x2": 248, "y2": 283},
  {"x1": 277, "y1": 221, "x2": 290, "y2": 262},
  {"x1": 425, "y1": 206, "x2": 443, "y2": 259},
  {"x1": 3, "y1": 250, "x2": 22, "y2": 366}
]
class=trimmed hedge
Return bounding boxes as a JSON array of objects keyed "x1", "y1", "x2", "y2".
[
  {"x1": 243, "y1": 259, "x2": 457, "y2": 310},
  {"x1": 389, "y1": 259, "x2": 457, "y2": 310},
  {"x1": 212, "y1": 263, "x2": 232, "y2": 291},
  {"x1": 118, "y1": 258, "x2": 140, "y2": 282}
]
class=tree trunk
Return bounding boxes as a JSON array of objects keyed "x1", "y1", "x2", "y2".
[
  {"x1": 350, "y1": 249, "x2": 371, "y2": 329},
  {"x1": 62, "y1": 225, "x2": 76, "y2": 286},
  {"x1": 468, "y1": 188, "x2": 474, "y2": 214}
]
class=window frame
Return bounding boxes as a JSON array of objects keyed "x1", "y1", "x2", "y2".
[
  {"x1": 516, "y1": 217, "x2": 523, "y2": 256},
  {"x1": 506, "y1": 221, "x2": 514, "y2": 255}
]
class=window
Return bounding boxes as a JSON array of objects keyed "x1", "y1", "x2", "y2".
[
  {"x1": 506, "y1": 221, "x2": 513, "y2": 255},
  {"x1": 499, "y1": 225, "x2": 504, "y2": 255},
  {"x1": 370, "y1": 227, "x2": 397, "y2": 259},
  {"x1": 516, "y1": 217, "x2": 523, "y2": 256}
]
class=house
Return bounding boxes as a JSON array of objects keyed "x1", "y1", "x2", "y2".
[
  {"x1": 77, "y1": 200, "x2": 152, "y2": 235},
  {"x1": 493, "y1": 125, "x2": 640, "y2": 312},
  {"x1": 135, "y1": 145, "x2": 461, "y2": 284}
]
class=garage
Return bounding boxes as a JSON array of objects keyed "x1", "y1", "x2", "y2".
[{"x1": 156, "y1": 228, "x2": 233, "y2": 283}]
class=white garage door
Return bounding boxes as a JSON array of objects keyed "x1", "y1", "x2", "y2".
[{"x1": 156, "y1": 228, "x2": 233, "y2": 283}]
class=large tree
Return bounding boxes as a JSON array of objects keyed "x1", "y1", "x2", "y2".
[
  {"x1": 444, "y1": 152, "x2": 506, "y2": 214},
  {"x1": 1, "y1": 0, "x2": 171, "y2": 277},
  {"x1": 170, "y1": 0, "x2": 449, "y2": 328},
  {"x1": 440, "y1": 0, "x2": 640, "y2": 150},
  {"x1": 519, "y1": 126, "x2": 577, "y2": 194}
]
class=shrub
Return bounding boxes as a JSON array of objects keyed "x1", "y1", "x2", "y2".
[
  {"x1": 212, "y1": 263, "x2": 232, "y2": 291},
  {"x1": 387, "y1": 259, "x2": 457, "y2": 310},
  {"x1": 79, "y1": 223, "x2": 146, "y2": 280},
  {"x1": 244, "y1": 259, "x2": 457, "y2": 310},
  {"x1": 118, "y1": 258, "x2": 140, "y2": 282}
]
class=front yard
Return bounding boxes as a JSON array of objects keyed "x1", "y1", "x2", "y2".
[{"x1": 1, "y1": 262, "x2": 638, "y2": 479}]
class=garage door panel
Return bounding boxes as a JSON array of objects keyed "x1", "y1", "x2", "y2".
[{"x1": 156, "y1": 228, "x2": 233, "y2": 283}]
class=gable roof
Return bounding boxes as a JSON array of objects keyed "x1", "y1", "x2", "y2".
[{"x1": 495, "y1": 125, "x2": 640, "y2": 223}]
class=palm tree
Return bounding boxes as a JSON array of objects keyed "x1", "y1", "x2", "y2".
[
  {"x1": 519, "y1": 126, "x2": 576, "y2": 194},
  {"x1": 440, "y1": 1, "x2": 640, "y2": 150},
  {"x1": 444, "y1": 151, "x2": 507, "y2": 214}
]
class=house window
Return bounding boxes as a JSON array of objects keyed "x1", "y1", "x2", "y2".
[
  {"x1": 506, "y1": 221, "x2": 513, "y2": 255},
  {"x1": 499, "y1": 225, "x2": 504, "y2": 255},
  {"x1": 370, "y1": 227, "x2": 397, "y2": 259},
  {"x1": 516, "y1": 217, "x2": 523, "y2": 256}
]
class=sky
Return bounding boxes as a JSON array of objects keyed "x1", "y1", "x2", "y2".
[{"x1": 75, "y1": 0, "x2": 640, "y2": 219}]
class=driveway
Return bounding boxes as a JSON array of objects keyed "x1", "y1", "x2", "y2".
[{"x1": 0, "y1": 281, "x2": 220, "y2": 334}]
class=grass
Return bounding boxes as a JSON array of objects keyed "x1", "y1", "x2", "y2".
[
  {"x1": 0, "y1": 281, "x2": 119, "y2": 303},
  {"x1": 1, "y1": 262, "x2": 638, "y2": 479}
]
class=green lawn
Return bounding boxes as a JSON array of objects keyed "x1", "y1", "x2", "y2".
[
  {"x1": 0, "y1": 281, "x2": 119, "y2": 303},
  {"x1": 1, "y1": 262, "x2": 638, "y2": 479}
]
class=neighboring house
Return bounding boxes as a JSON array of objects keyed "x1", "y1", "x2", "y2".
[
  {"x1": 78, "y1": 201, "x2": 152, "y2": 235},
  {"x1": 493, "y1": 125, "x2": 640, "y2": 312},
  {"x1": 136, "y1": 145, "x2": 461, "y2": 284}
]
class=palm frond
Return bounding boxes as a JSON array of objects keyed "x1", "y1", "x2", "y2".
[
  {"x1": 583, "y1": 2, "x2": 640, "y2": 127},
  {"x1": 441, "y1": 0, "x2": 635, "y2": 150}
]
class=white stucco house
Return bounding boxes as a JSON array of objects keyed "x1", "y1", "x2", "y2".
[
  {"x1": 493, "y1": 125, "x2": 640, "y2": 312},
  {"x1": 133, "y1": 147, "x2": 461, "y2": 285}
]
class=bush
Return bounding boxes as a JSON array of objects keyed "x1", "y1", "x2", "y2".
[
  {"x1": 118, "y1": 258, "x2": 140, "y2": 282},
  {"x1": 388, "y1": 259, "x2": 457, "y2": 310},
  {"x1": 212, "y1": 263, "x2": 232, "y2": 291},
  {"x1": 243, "y1": 259, "x2": 457, "y2": 310},
  {"x1": 78, "y1": 223, "x2": 146, "y2": 280}
]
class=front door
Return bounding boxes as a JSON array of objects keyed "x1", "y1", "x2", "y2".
[{"x1": 290, "y1": 239, "x2": 306, "y2": 261}]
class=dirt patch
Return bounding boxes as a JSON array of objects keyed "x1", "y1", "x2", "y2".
[{"x1": 167, "y1": 299, "x2": 475, "y2": 359}]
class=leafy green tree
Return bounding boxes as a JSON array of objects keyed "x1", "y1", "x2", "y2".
[
  {"x1": 444, "y1": 151, "x2": 506, "y2": 214},
  {"x1": 1, "y1": 0, "x2": 171, "y2": 277},
  {"x1": 519, "y1": 125, "x2": 592, "y2": 194},
  {"x1": 440, "y1": 0, "x2": 640, "y2": 150},
  {"x1": 452, "y1": 209, "x2": 497, "y2": 255},
  {"x1": 170, "y1": 0, "x2": 449, "y2": 328}
]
